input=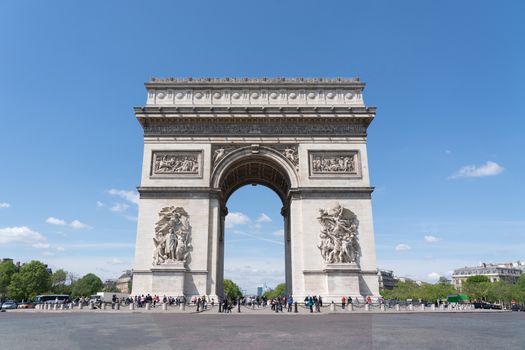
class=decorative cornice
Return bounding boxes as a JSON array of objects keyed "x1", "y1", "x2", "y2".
[
  {"x1": 148, "y1": 77, "x2": 362, "y2": 85},
  {"x1": 143, "y1": 77, "x2": 369, "y2": 107},
  {"x1": 134, "y1": 106, "x2": 376, "y2": 115}
]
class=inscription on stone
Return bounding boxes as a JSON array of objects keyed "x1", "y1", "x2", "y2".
[{"x1": 151, "y1": 151, "x2": 202, "y2": 176}]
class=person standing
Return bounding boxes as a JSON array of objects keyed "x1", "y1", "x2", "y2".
[
  {"x1": 287, "y1": 296, "x2": 294, "y2": 312},
  {"x1": 341, "y1": 296, "x2": 346, "y2": 310}
]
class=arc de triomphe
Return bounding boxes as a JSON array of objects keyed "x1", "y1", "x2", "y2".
[{"x1": 131, "y1": 77, "x2": 379, "y2": 301}]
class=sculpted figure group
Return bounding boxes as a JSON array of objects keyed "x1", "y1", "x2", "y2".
[
  {"x1": 154, "y1": 155, "x2": 199, "y2": 174},
  {"x1": 318, "y1": 203, "x2": 360, "y2": 264},
  {"x1": 153, "y1": 206, "x2": 191, "y2": 265},
  {"x1": 312, "y1": 155, "x2": 355, "y2": 173}
]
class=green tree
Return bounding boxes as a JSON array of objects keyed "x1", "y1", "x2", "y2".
[
  {"x1": 0, "y1": 260, "x2": 18, "y2": 300},
  {"x1": 381, "y1": 281, "x2": 420, "y2": 301},
  {"x1": 263, "y1": 283, "x2": 287, "y2": 299},
  {"x1": 486, "y1": 281, "x2": 513, "y2": 304},
  {"x1": 223, "y1": 279, "x2": 242, "y2": 300},
  {"x1": 51, "y1": 269, "x2": 70, "y2": 294},
  {"x1": 71, "y1": 273, "x2": 104, "y2": 298},
  {"x1": 513, "y1": 274, "x2": 525, "y2": 303},
  {"x1": 462, "y1": 275, "x2": 491, "y2": 301},
  {"x1": 7, "y1": 260, "x2": 51, "y2": 301}
]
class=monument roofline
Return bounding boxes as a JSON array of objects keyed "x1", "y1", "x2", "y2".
[
  {"x1": 146, "y1": 77, "x2": 364, "y2": 88},
  {"x1": 143, "y1": 77, "x2": 370, "y2": 107}
]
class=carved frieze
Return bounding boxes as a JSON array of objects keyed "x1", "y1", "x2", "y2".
[
  {"x1": 153, "y1": 206, "x2": 192, "y2": 265},
  {"x1": 144, "y1": 122, "x2": 367, "y2": 137},
  {"x1": 318, "y1": 202, "x2": 360, "y2": 265},
  {"x1": 309, "y1": 151, "x2": 360, "y2": 177},
  {"x1": 151, "y1": 151, "x2": 202, "y2": 177}
]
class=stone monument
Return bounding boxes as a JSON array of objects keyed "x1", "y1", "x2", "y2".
[{"x1": 131, "y1": 77, "x2": 379, "y2": 301}]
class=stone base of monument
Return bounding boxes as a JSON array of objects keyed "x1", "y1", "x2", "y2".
[
  {"x1": 323, "y1": 263, "x2": 361, "y2": 302},
  {"x1": 147, "y1": 261, "x2": 187, "y2": 297}
]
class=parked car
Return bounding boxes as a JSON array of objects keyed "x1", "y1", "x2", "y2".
[
  {"x1": 1, "y1": 301, "x2": 18, "y2": 310},
  {"x1": 17, "y1": 301, "x2": 35, "y2": 309}
]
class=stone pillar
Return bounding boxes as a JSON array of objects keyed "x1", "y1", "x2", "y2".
[
  {"x1": 180, "y1": 302, "x2": 185, "y2": 311},
  {"x1": 330, "y1": 301, "x2": 335, "y2": 312},
  {"x1": 69, "y1": 303, "x2": 73, "y2": 310},
  {"x1": 163, "y1": 303, "x2": 168, "y2": 311},
  {"x1": 420, "y1": 304, "x2": 425, "y2": 311},
  {"x1": 79, "y1": 303, "x2": 84, "y2": 310},
  {"x1": 395, "y1": 304, "x2": 400, "y2": 311},
  {"x1": 101, "y1": 303, "x2": 106, "y2": 310},
  {"x1": 365, "y1": 304, "x2": 370, "y2": 312},
  {"x1": 129, "y1": 303, "x2": 135, "y2": 311},
  {"x1": 408, "y1": 304, "x2": 414, "y2": 311},
  {"x1": 348, "y1": 303, "x2": 353, "y2": 311},
  {"x1": 380, "y1": 304, "x2": 385, "y2": 312},
  {"x1": 431, "y1": 304, "x2": 436, "y2": 311},
  {"x1": 60, "y1": 304, "x2": 65, "y2": 310},
  {"x1": 115, "y1": 303, "x2": 120, "y2": 310},
  {"x1": 53, "y1": 304, "x2": 57, "y2": 311}
]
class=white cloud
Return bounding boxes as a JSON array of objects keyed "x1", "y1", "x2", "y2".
[
  {"x1": 108, "y1": 258, "x2": 126, "y2": 265},
  {"x1": 0, "y1": 226, "x2": 46, "y2": 245},
  {"x1": 428, "y1": 272, "x2": 441, "y2": 281},
  {"x1": 395, "y1": 244, "x2": 411, "y2": 251},
  {"x1": 449, "y1": 161, "x2": 504, "y2": 179},
  {"x1": 46, "y1": 217, "x2": 66, "y2": 226},
  {"x1": 273, "y1": 229, "x2": 284, "y2": 237},
  {"x1": 56, "y1": 246, "x2": 65, "y2": 252},
  {"x1": 96, "y1": 201, "x2": 105, "y2": 208},
  {"x1": 225, "y1": 212, "x2": 251, "y2": 228},
  {"x1": 110, "y1": 203, "x2": 129, "y2": 213},
  {"x1": 424, "y1": 235, "x2": 440, "y2": 243},
  {"x1": 107, "y1": 189, "x2": 139, "y2": 205},
  {"x1": 125, "y1": 215, "x2": 138, "y2": 222},
  {"x1": 70, "y1": 220, "x2": 92, "y2": 230},
  {"x1": 256, "y1": 213, "x2": 272, "y2": 223},
  {"x1": 32, "y1": 242, "x2": 50, "y2": 249},
  {"x1": 61, "y1": 242, "x2": 134, "y2": 249},
  {"x1": 0, "y1": 202, "x2": 11, "y2": 208}
]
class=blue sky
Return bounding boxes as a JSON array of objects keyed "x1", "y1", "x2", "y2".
[{"x1": 0, "y1": 1, "x2": 524, "y2": 293}]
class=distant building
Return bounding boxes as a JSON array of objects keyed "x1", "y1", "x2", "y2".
[
  {"x1": 257, "y1": 286, "x2": 263, "y2": 297},
  {"x1": 116, "y1": 270, "x2": 133, "y2": 294},
  {"x1": 377, "y1": 269, "x2": 396, "y2": 290},
  {"x1": 452, "y1": 262, "x2": 522, "y2": 290},
  {"x1": 396, "y1": 276, "x2": 424, "y2": 286}
]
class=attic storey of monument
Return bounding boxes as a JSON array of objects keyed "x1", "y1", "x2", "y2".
[{"x1": 131, "y1": 77, "x2": 379, "y2": 301}]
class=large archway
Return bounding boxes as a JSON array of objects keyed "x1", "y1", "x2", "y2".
[
  {"x1": 132, "y1": 77, "x2": 380, "y2": 302},
  {"x1": 211, "y1": 146, "x2": 298, "y2": 297}
]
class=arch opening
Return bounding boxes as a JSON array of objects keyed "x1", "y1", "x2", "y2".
[{"x1": 214, "y1": 151, "x2": 294, "y2": 299}]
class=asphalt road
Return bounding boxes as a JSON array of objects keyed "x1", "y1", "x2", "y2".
[{"x1": 1, "y1": 312, "x2": 524, "y2": 350}]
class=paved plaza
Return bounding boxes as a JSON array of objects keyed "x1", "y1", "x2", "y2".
[{"x1": 1, "y1": 311, "x2": 524, "y2": 350}]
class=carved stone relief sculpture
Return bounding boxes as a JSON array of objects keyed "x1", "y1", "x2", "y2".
[
  {"x1": 317, "y1": 203, "x2": 360, "y2": 265},
  {"x1": 211, "y1": 144, "x2": 299, "y2": 171},
  {"x1": 153, "y1": 206, "x2": 192, "y2": 265},
  {"x1": 152, "y1": 151, "x2": 201, "y2": 176},
  {"x1": 274, "y1": 145, "x2": 299, "y2": 171},
  {"x1": 212, "y1": 145, "x2": 238, "y2": 167},
  {"x1": 309, "y1": 151, "x2": 358, "y2": 176}
]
